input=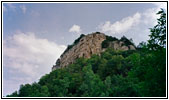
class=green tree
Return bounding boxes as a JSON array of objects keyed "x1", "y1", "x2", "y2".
[
  {"x1": 78, "y1": 65, "x2": 105, "y2": 96},
  {"x1": 111, "y1": 75, "x2": 139, "y2": 97},
  {"x1": 6, "y1": 91, "x2": 18, "y2": 97},
  {"x1": 148, "y1": 9, "x2": 166, "y2": 50},
  {"x1": 104, "y1": 76, "x2": 113, "y2": 96},
  {"x1": 19, "y1": 84, "x2": 32, "y2": 97},
  {"x1": 87, "y1": 54, "x2": 101, "y2": 73}
]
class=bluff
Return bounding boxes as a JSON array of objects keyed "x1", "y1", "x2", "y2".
[{"x1": 52, "y1": 32, "x2": 136, "y2": 70}]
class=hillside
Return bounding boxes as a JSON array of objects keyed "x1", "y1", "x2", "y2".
[
  {"x1": 6, "y1": 9, "x2": 166, "y2": 97},
  {"x1": 52, "y1": 32, "x2": 136, "y2": 70},
  {"x1": 7, "y1": 48, "x2": 166, "y2": 97}
]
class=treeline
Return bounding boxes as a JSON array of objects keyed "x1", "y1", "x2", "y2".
[{"x1": 7, "y1": 9, "x2": 166, "y2": 97}]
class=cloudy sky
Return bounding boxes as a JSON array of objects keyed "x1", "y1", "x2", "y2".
[{"x1": 3, "y1": 2, "x2": 166, "y2": 96}]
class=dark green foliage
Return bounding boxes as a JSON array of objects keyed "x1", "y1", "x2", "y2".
[
  {"x1": 7, "y1": 48, "x2": 166, "y2": 97},
  {"x1": 74, "y1": 34, "x2": 85, "y2": 44},
  {"x1": 148, "y1": 9, "x2": 166, "y2": 50},
  {"x1": 95, "y1": 32, "x2": 101, "y2": 34},
  {"x1": 110, "y1": 75, "x2": 139, "y2": 97},
  {"x1": 137, "y1": 41, "x2": 147, "y2": 49},
  {"x1": 6, "y1": 91, "x2": 18, "y2": 97},
  {"x1": 127, "y1": 49, "x2": 166, "y2": 97},
  {"x1": 101, "y1": 35, "x2": 134, "y2": 48},
  {"x1": 7, "y1": 10, "x2": 166, "y2": 97},
  {"x1": 102, "y1": 36, "x2": 118, "y2": 48},
  {"x1": 17, "y1": 83, "x2": 50, "y2": 97},
  {"x1": 78, "y1": 65, "x2": 106, "y2": 96},
  {"x1": 106, "y1": 36, "x2": 118, "y2": 41},
  {"x1": 101, "y1": 40, "x2": 109, "y2": 48},
  {"x1": 120, "y1": 36, "x2": 135, "y2": 46},
  {"x1": 87, "y1": 54, "x2": 101, "y2": 73}
]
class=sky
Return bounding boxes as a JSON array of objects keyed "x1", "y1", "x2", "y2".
[{"x1": 3, "y1": 2, "x2": 167, "y2": 96}]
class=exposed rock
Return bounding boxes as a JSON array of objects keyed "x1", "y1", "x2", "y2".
[
  {"x1": 52, "y1": 32, "x2": 136, "y2": 71},
  {"x1": 52, "y1": 59, "x2": 60, "y2": 70},
  {"x1": 107, "y1": 41, "x2": 136, "y2": 51},
  {"x1": 128, "y1": 45, "x2": 136, "y2": 50},
  {"x1": 56, "y1": 33, "x2": 106, "y2": 69}
]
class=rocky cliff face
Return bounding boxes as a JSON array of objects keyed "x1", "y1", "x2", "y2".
[{"x1": 52, "y1": 32, "x2": 136, "y2": 70}]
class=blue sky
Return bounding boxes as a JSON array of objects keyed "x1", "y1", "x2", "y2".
[{"x1": 3, "y1": 2, "x2": 166, "y2": 96}]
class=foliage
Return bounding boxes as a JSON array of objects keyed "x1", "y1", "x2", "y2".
[
  {"x1": 78, "y1": 65, "x2": 106, "y2": 96},
  {"x1": 102, "y1": 36, "x2": 118, "y2": 48},
  {"x1": 148, "y1": 9, "x2": 166, "y2": 50},
  {"x1": 7, "y1": 48, "x2": 166, "y2": 97},
  {"x1": 7, "y1": 9, "x2": 166, "y2": 97},
  {"x1": 6, "y1": 91, "x2": 18, "y2": 97},
  {"x1": 74, "y1": 34, "x2": 85, "y2": 44},
  {"x1": 137, "y1": 41, "x2": 147, "y2": 49},
  {"x1": 95, "y1": 32, "x2": 101, "y2": 34},
  {"x1": 101, "y1": 35, "x2": 135, "y2": 48},
  {"x1": 120, "y1": 36, "x2": 135, "y2": 46}
]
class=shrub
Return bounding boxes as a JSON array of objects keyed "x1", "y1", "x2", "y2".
[{"x1": 102, "y1": 36, "x2": 118, "y2": 48}]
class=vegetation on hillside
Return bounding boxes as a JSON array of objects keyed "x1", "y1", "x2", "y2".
[
  {"x1": 101, "y1": 35, "x2": 135, "y2": 48},
  {"x1": 7, "y1": 9, "x2": 166, "y2": 97},
  {"x1": 120, "y1": 36, "x2": 135, "y2": 46},
  {"x1": 102, "y1": 36, "x2": 118, "y2": 48}
]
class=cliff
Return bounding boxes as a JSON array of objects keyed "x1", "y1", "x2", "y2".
[{"x1": 52, "y1": 32, "x2": 136, "y2": 70}]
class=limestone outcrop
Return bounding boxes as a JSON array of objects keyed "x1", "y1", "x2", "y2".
[{"x1": 52, "y1": 32, "x2": 136, "y2": 70}]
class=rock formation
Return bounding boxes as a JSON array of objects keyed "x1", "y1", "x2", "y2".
[{"x1": 52, "y1": 32, "x2": 136, "y2": 70}]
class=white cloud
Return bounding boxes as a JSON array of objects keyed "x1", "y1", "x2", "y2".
[
  {"x1": 98, "y1": 12, "x2": 141, "y2": 34},
  {"x1": 69, "y1": 24, "x2": 81, "y2": 33},
  {"x1": 142, "y1": 3, "x2": 167, "y2": 26},
  {"x1": 20, "y1": 5, "x2": 26, "y2": 14},
  {"x1": 142, "y1": 8, "x2": 158, "y2": 25},
  {"x1": 97, "y1": 3, "x2": 166, "y2": 45},
  {"x1": 3, "y1": 31, "x2": 66, "y2": 95}
]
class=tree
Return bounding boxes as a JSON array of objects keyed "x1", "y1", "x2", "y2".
[
  {"x1": 137, "y1": 41, "x2": 147, "y2": 49},
  {"x1": 6, "y1": 91, "x2": 18, "y2": 97},
  {"x1": 78, "y1": 65, "x2": 105, "y2": 97},
  {"x1": 87, "y1": 54, "x2": 101, "y2": 73},
  {"x1": 148, "y1": 9, "x2": 166, "y2": 50},
  {"x1": 104, "y1": 76, "x2": 112, "y2": 96}
]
